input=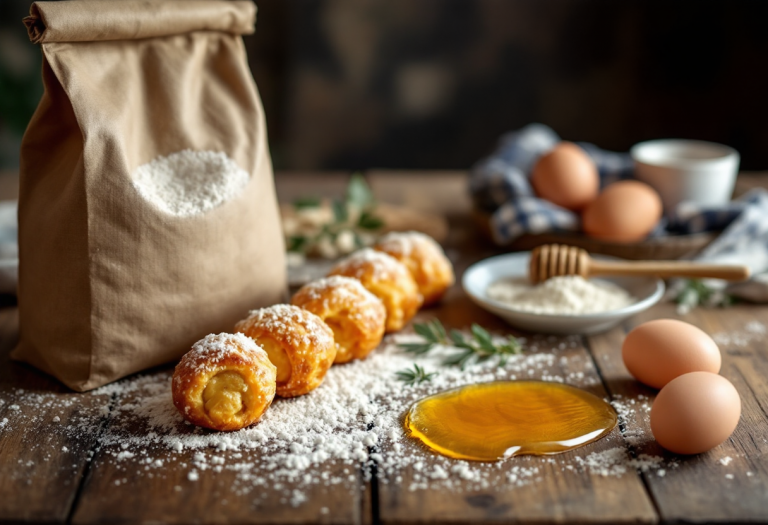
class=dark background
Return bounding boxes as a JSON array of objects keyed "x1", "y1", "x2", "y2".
[{"x1": 1, "y1": 0, "x2": 767, "y2": 171}]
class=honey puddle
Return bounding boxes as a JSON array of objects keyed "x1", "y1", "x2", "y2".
[{"x1": 404, "y1": 381, "x2": 617, "y2": 461}]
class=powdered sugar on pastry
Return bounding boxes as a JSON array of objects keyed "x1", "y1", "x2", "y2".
[
  {"x1": 237, "y1": 304, "x2": 334, "y2": 350},
  {"x1": 375, "y1": 231, "x2": 444, "y2": 258},
  {"x1": 329, "y1": 248, "x2": 409, "y2": 282},
  {"x1": 292, "y1": 276, "x2": 380, "y2": 322},
  {"x1": 177, "y1": 332, "x2": 268, "y2": 375}
]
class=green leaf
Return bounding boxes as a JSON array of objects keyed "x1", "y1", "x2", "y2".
[
  {"x1": 399, "y1": 318, "x2": 523, "y2": 370},
  {"x1": 471, "y1": 324, "x2": 496, "y2": 353},
  {"x1": 449, "y1": 330, "x2": 466, "y2": 346},
  {"x1": 395, "y1": 363, "x2": 437, "y2": 385},
  {"x1": 293, "y1": 196, "x2": 321, "y2": 209},
  {"x1": 443, "y1": 349, "x2": 473, "y2": 367},
  {"x1": 332, "y1": 199, "x2": 348, "y2": 223},
  {"x1": 430, "y1": 319, "x2": 448, "y2": 342},
  {"x1": 399, "y1": 343, "x2": 434, "y2": 355},
  {"x1": 357, "y1": 211, "x2": 385, "y2": 230},
  {"x1": 414, "y1": 322, "x2": 439, "y2": 343},
  {"x1": 287, "y1": 235, "x2": 308, "y2": 253},
  {"x1": 346, "y1": 173, "x2": 375, "y2": 209}
]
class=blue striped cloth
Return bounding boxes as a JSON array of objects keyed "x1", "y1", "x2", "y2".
[{"x1": 469, "y1": 123, "x2": 760, "y2": 245}]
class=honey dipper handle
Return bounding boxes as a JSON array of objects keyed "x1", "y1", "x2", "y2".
[{"x1": 588, "y1": 260, "x2": 751, "y2": 281}]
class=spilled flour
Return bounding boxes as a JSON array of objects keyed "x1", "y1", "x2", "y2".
[
  {"x1": 3, "y1": 333, "x2": 684, "y2": 507},
  {"x1": 713, "y1": 320, "x2": 766, "y2": 349},
  {"x1": 132, "y1": 150, "x2": 250, "y2": 217}
]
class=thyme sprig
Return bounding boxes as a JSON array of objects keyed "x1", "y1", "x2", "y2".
[
  {"x1": 287, "y1": 173, "x2": 384, "y2": 255},
  {"x1": 395, "y1": 363, "x2": 438, "y2": 386},
  {"x1": 675, "y1": 278, "x2": 737, "y2": 314},
  {"x1": 400, "y1": 319, "x2": 521, "y2": 369}
]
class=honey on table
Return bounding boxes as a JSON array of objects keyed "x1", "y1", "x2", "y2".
[{"x1": 404, "y1": 381, "x2": 617, "y2": 461}]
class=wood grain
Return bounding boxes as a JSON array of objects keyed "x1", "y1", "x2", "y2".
[
  {"x1": 375, "y1": 281, "x2": 658, "y2": 525},
  {"x1": 71, "y1": 367, "x2": 369, "y2": 525},
  {"x1": 2, "y1": 171, "x2": 768, "y2": 524},
  {"x1": 587, "y1": 304, "x2": 768, "y2": 523},
  {"x1": 0, "y1": 308, "x2": 111, "y2": 524}
]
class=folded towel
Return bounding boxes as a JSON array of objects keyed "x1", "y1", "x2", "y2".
[{"x1": 470, "y1": 123, "x2": 755, "y2": 243}]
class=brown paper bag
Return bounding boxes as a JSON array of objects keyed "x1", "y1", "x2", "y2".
[{"x1": 13, "y1": 0, "x2": 286, "y2": 392}]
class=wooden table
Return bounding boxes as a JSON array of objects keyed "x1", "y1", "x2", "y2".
[{"x1": 1, "y1": 171, "x2": 767, "y2": 524}]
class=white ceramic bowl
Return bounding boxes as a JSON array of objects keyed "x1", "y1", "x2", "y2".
[
  {"x1": 462, "y1": 252, "x2": 664, "y2": 335},
  {"x1": 630, "y1": 139, "x2": 739, "y2": 212}
]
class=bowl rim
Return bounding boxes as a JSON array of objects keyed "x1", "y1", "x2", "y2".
[
  {"x1": 630, "y1": 138, "x2": 739, "y2": 169},
  {"x1": 462, "y1": 252, "x2": 665, "y2": 321}
]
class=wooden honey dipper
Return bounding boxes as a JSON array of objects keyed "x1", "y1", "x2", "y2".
[{"x1": 529, "y1": 244, "x2": 751, "y2": 284}]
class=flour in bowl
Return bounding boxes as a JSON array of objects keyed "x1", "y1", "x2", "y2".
[
  {"x1": 132, "y1": 150, "x2": 250, "y2": 217},
  {"x1": 487, "y1": 275, "x2": 635, "y2": 315}
]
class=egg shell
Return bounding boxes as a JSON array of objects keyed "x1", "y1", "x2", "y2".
[
  {"x1": 582, "y1": 180, "x2": 662, "y2": 243},
  {"x1": 622, "y1": 319, "x2": 721, "y2": 389},
  {"x1": 531, "y1": 142, "x2": 599, "y2": 211},
  {"x1": 650, "y1": 371, "x2": 741, "y2": 455}
]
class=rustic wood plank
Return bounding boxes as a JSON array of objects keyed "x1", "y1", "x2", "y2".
[
  {"x1": 587, "y1": 303, "x2": 768, "y2": 523},
  {"x1": 3, "y1": 170, "x2": 767, "y2": 525},
  {"x1": 373, "y1": 253, "x2": 658, "y2": 524},
  {"x1": 0, "y1": 307, "x2": 112, "y2": 524},
  {"x1": 71, "y1": 367, "x2": 370, "y2": 525},
  {"x1": 360, "y1": 179, "x2": 658, "y2": 523},
  {"x1": 367, "y1": 170, "x2": 472, "y2": 217}
]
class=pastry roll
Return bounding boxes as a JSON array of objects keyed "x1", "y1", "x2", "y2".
[
  {"x1": 172, "y1": 332, "x2": 276, "y2": 432},
  {"x1": 374, "y1": 231, "x2": 454, "y2": 306},
  {"x1": 235, "y1": 304, "x2": 336, "y2": 398},
  {"x1": 291, "y1": 275, "x2": 386, "y2": 364},
  {"x1": 328, "y1": 248, "x2": 423, "y2": 332}
]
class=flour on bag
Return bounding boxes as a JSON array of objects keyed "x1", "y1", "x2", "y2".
[
  {"x1": 487, "y1": 275, "x2": 635, "y2": 315},
  {"x1": 132, "y1": 150, "x2": 250, "y2": 217}
]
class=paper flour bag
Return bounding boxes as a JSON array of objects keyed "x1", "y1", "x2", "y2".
[{"x1": 13, "y1": 0, "x2": 286, "y2": 391}]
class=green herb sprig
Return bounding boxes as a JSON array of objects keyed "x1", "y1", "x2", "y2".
[
  {"x1": 395, "y1": 363, "x2": 438, "y2": 385},
  {"x1": 400, "y1": 319, "x2": 521, "y2": 369},
  {"x1": 675, "y1": 278, "x2": 737, "y2": 314},
  {"x1": 287, "y1": 173, "x2": 384, "y2": 255}
]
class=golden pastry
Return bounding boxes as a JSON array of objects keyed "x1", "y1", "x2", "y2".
[
  {"x1": 374, "y1": 231, "x2": 454, "y2": 306},
  {"x1": 235, "y1": 304, "x2": 336, "y2": 398},
  {"x1": 172, "y1": 332, "x2": 277, "y2": 432},
  {"x1": 291, "y1": 275, "x2": 386, "y2": 364},
  {"x1": 327, "y1": 248, "x2": 423, "y2": 332}
]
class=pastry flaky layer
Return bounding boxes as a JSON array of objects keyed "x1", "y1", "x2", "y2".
[
  {"x1": 172, "y1": 332, "x2": 277, "y2": 432},
  {"x1": 235, "y1": 304, "x2": 336, "y2": 398},
  {"x1": 291, "y1": 275, "x2": 386, "y2": 364},
  {"x1": 374, "y1": 231, "x2": 454, "y2": 306},
  {"x1": 328, "y1": 248, "x2": 422, "y2": 333}
]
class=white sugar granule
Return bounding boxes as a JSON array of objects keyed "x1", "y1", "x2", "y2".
[
  {"x1": 132, "y1": 150, "x2": 250, "y2": 217},
  {"x1": 713, "y1": 321, "x2": 767, "y2": 350},
  {"x1": 486, "y1": 276, "x2": 635, "y2": 315},
  {"x1": 576, "y1": 447, "x2": 663, "y2": 477},
  {"x1": 4, "y1": 331, "x2": 680, "y2": 506}
]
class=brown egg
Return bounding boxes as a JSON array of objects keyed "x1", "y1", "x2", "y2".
[
  {"x1": 531, "y1": 142, "x2": 599, "y2": 211},
  {"x1": 651, "y1": 371, "x2": 741, "y2": 455},
  {"x1": 622, "y1": 319, "x2": 721, "y2": 389},
  {"x1": 582, "y1": 181, "x2": 662, "y2": 243}
]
